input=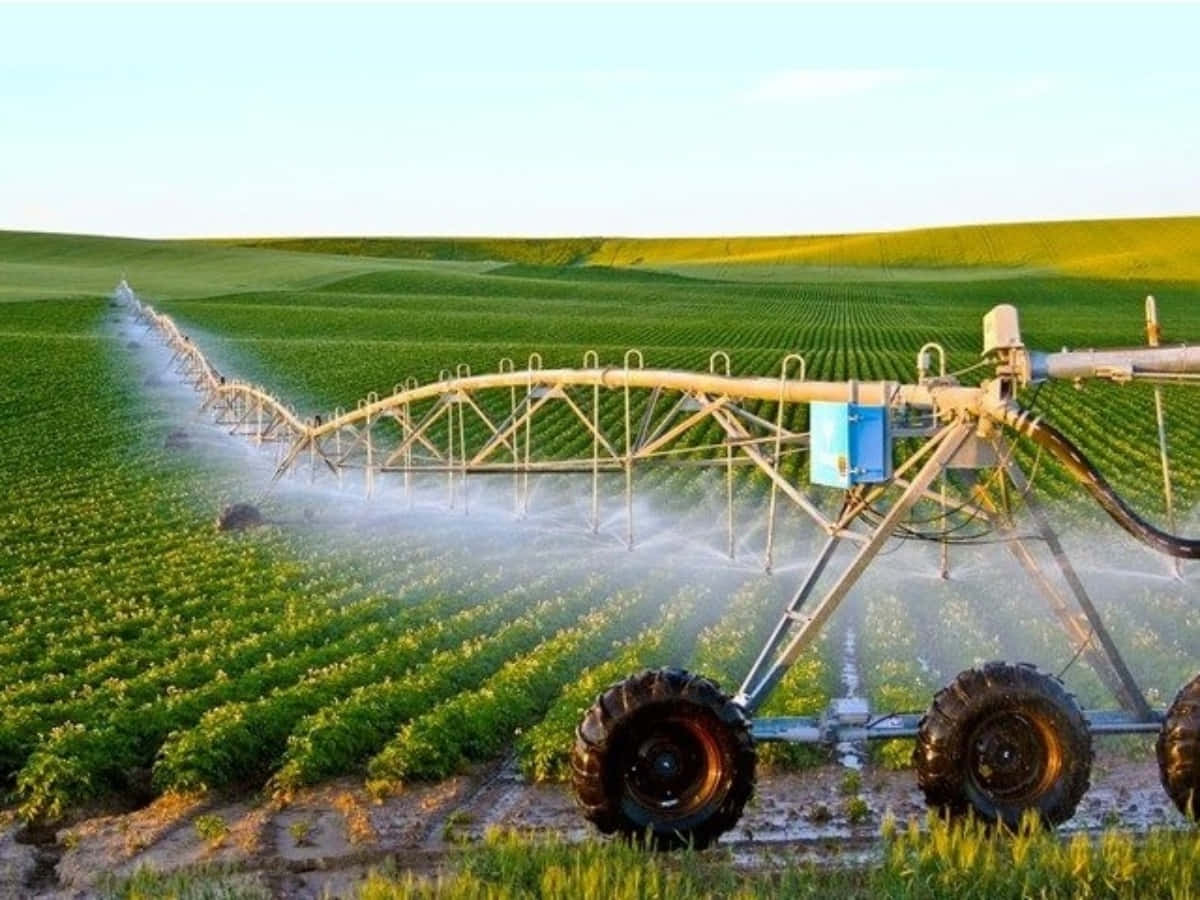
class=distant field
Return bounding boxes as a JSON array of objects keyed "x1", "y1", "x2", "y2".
[
  {"x1": 1, "y1": 218, "x2": 1198, "y2": 828},
  {"x1": 593, "y1": 216, "x2": 1200, "y2": 281},
  {"x1": 226, "y1": 215, "x2": 1200, "y2": 281},
  {"x1": 7, "y1": 215, "x2": 1199, "y2": 300},
  {"x1": 0, "y1": 230, "x2": 494, "y2": 302}
]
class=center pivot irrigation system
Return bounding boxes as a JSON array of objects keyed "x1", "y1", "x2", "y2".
[{"x1": 121, "y1": 281, "x2": 1200, "y2": 847}]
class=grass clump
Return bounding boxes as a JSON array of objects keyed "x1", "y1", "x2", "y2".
[
  {"x1": 353, "y1": 818, "x2": 1200, "y2": 899},
  {"x1": 845, "y1": 795, "x2": 871, "y2": 824},
  {"x1": 192, "y1": 814, "x2": 229, "y2": 847},
  {"x1": 99, "y1": 864, "x2": 268, "y2": 900},
  {"x1": 878, "y1": 812, "x2": 1200, "y2": 898},
  {"x1": 358, "y1": 828, "x2": 843, "y2": 899}
]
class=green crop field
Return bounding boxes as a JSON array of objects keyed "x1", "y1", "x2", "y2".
[{"x1": 2, "y1": 219, "x2": 1199, "y2": 850}]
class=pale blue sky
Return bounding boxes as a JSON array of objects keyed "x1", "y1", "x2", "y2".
[{"x1": 3, "y1": 3, "x2": 1199, "y2": 238}]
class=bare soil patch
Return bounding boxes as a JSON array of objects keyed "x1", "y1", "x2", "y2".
[{"x1": 7, "y1": 748, "x2": 1179, "y2": 898}]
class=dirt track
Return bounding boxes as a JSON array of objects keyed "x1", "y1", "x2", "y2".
[{"x1": 0, "y1": 747, "x2": 1185, "y2": 898}]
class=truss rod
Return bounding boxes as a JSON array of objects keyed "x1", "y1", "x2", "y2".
[
  {"x1": 737, "y1": 422, "x2": 972, "y2": 714},
  {"x1": 1001, "y1": 453, "x2": 1154, "y2": 721}
]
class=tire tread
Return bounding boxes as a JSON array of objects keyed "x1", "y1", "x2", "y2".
[
  {"x1": 571, "y1": 667, "x2": 755, "y2": 849},
  {"x1": 914, "y1": 661, "x2": 1092, "y2": 828}
]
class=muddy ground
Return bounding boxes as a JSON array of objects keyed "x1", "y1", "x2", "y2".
[{"x1": 0, "y1": 747, "x2": 1186, "y2": 899}]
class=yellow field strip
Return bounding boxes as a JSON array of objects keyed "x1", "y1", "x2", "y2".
[{"x1": 590, "y1": 216, "x2": 1200, "y2": 280}]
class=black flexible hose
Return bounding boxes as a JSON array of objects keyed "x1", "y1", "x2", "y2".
[{"x1": 1002, "y1": 405, "x2": 1200, "y2": 560}]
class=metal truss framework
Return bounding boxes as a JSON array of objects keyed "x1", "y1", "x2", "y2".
[{"x1": 126, "y1": 287, "x2": 1195, "y2": 744}]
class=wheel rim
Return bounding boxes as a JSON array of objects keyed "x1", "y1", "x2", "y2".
[
  {"x1": 620, "y1": 716, "x2": 725, "y2": 823},
  {"x1": 966, "y1": 710, "x2": 1061, "y2": 805}
]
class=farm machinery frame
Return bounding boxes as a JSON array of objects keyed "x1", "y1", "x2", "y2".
[{"x1": 122, "y1": 282, "x2": 1200, "y2": 847}]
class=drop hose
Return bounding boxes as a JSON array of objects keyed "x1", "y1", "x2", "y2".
[{"x1": 998, "y1": 405, "x2": 1200, "y2": 560}]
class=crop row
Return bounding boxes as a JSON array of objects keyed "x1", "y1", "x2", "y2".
[
  {"x1": 152, "y1": 571, "x2": 564, "y2": 793},
  {"x1": 363, "y1": 586, "x2": 665, "y2": 789},
  {"x1": 514, "y1": 589, "x2": 704, "y2": 783}
]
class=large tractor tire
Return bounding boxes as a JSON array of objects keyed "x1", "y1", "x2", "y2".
[
  {"x1": 1158, "y1": 673, "x2": 1200, "y2": 820},
  {"x1": 571, "y1": 667, "x2": 755, "y2": 850},
  {"x1": 914, "y1": 661, "x2": 1092, "y2": 829}
]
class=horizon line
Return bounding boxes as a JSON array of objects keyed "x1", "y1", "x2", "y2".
[{"x1": 6, "y1": 212, "x2": 1200, "y2": 245}]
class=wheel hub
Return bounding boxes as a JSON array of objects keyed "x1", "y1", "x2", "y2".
[
  {"x1": 621, "y1": 718, "x2": 723, "y2": 819},
  {"x1": 652, "y1": 747, "x2": 680, "y2": 778},
  {"x1": 968, "y1": 711, "x2": 1057, "y2": 803}
]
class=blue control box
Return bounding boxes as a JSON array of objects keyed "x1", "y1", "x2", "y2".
[{"x1": 809, "y1": 402, "x2": 893, "y2": 488}]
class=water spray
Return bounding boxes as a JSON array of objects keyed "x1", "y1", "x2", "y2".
[{"x1": 117, "y1": 279, "x2": 1200, "y2": 847}]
